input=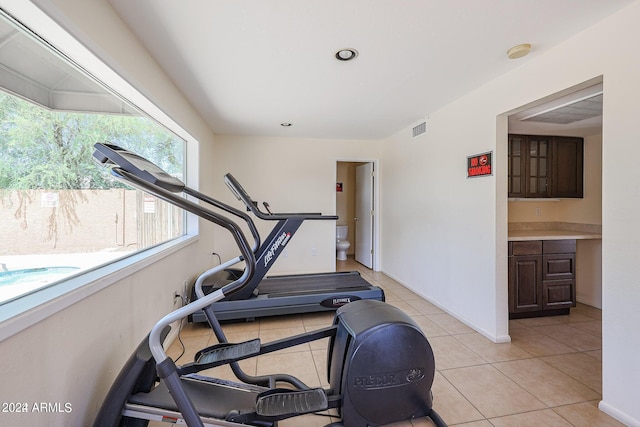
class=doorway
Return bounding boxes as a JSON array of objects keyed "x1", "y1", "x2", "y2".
[
  {"x1": 336, "y1": 161, "x2": 377, "y2": 269},
  {"x1": 503, "y1": 77, "x2": 603, "y2": 329},
  {"x1": 507, "y1": 78, "x2": 603, "y2": 308}
]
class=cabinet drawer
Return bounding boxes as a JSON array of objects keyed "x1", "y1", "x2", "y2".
[
  {"x1": 509, "y1": 240, "x2": 542, "y2": 256},
  {"x1": 543, "y1": 239, "x2": 576, "y2": 254},
  {"x1": 542, "y1": 253, "x2": 575, "y2": 280},
  {"x1": 543, "y1": 279, "x2": 575, "y2": 310}
]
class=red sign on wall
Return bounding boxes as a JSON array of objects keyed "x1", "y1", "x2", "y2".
[{"x1": 467, "y1": 151, "x2": 492, "y2": 178}]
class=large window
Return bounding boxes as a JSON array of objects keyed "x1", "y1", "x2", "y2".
[{"x1": 0, "y1": 10, "x2": 186, "y2": 305}]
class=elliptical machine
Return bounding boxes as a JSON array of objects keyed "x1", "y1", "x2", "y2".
[{"x1": 91, "y1": 143, "x2": 447, "y2": 427}]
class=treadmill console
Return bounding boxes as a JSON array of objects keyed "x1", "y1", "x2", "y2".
[
  {"x1": 224, "y1": 173, "x2": 258, "y2": 211},
  {"x1": 93, "y1": 143, "x2": 185, "y2": 193}
]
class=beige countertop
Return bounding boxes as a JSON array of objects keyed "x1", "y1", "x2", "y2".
[
  {"x1": 508, "y1": 229, "x2": 602, "y2": 241},
  {"x1": 508, "y1": 222, "x2": 602, "y2": 241}
]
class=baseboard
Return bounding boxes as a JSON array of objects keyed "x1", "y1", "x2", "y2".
[
  {"x1": 599, "y1": 400, "x2": 640, "y2": 427},
  {"x1": 380, "y1": 269, "x2": 510, "y2": 344}
]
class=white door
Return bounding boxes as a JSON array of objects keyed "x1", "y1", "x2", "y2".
[{"x1": 355, "y1": 163, "x2": 374, "y2": 268}]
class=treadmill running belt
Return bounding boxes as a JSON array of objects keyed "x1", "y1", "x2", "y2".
[{"x1": 258, "y1": 271, "x2": 371, "y2": 295}]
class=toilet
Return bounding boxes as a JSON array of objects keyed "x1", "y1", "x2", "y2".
[{"x1": 336, "y1": 225, "x2": 351, "y2": 260}]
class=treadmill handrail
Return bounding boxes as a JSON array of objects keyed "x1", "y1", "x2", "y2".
[
  {"x1": 183, "y1": 186, "x2": 261, "y2": 254},
  {"x1": 93, "y1": 142, "x2": 185, "y2": 193},
  {"x1": 93, "y1": 142, "x2": 262, "y2": 253},
  {"x1": 93, "y1": 143, "x2": 256, "y2": 298},
  {"x1": 224, "y1": 173, "x2": 338, "y2": 221},
  {"x1": 111, "y1": 167, "x2": 256, "y2": 294}
]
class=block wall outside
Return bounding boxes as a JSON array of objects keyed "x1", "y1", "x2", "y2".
[{"x1": 0, "y1": 189, "x2": 182, "y2": 256}]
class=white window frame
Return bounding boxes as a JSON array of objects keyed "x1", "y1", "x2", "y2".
[{"x1": 0, "y1": 2, "x2": 200, "y2": 341}]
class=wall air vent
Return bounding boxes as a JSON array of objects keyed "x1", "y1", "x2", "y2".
[{"x1": 412, "y1": 120, "x2": 427, "y2": 138}]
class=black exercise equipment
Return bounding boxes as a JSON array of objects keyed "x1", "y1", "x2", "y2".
[
  {"x1": 92, "y1": 143, "x2": 447, "y2": 427},
  {"x1": 92, "y1": 141, "x2": 383, "y2": 322},
  {"x1": 189, "y1": 172, "x2": 384, "y2": 322}
]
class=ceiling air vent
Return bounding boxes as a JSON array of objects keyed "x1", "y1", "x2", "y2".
[
  {"x1": 521, "y1": 93, "x2": 603, "y2": 125},
  {"x1": 412, "y1": 120, "x2": 427, "y2": 138}
]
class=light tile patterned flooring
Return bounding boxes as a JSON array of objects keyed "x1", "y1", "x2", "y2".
[{"x1": 161, "y1": 258, "x2": 622, "y2": 426}]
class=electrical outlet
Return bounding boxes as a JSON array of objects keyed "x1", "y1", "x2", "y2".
[
  {"x1": 183, "y1": 278, "x2": 190, "y2": 298},
  {"x1": 535, "y1": 207, "x2": 541, "y2": 217},
  {"x1": 181, "y1": 278, "x2": 191, "y2": 304},
  {"x1": 172, "y1": 278, "x2": 191, "y2": 307},
  {"x1": 173, "y1": 290, "x2": 182, "y2": 306},
  {"x1": 311, "y1": 247, "x2": 317, "y2": 256}
]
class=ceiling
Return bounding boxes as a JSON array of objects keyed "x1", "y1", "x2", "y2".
[
  {"x1": 58, "y1": 2, "x2": 640, "y2": 139},
  {"x1": 105, "y1": 0, "x2": 632, "y2": 140}
]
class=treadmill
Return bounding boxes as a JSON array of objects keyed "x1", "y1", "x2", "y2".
[
  {"x1": 188, "y1": 172, "x2": 385, "y2": 322},
  {"x1": 92, "y1": 143, "x2": 384, "y2": 323}
]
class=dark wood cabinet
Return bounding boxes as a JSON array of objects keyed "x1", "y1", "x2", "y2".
[
  {"x1": 510, "y1": 254, "x2": 543, "y2": 312},
  {"x1": 509, "y1": 239, "x2": 576, "y2": 318},
  {"x1": 552, "y1": 137, "x2": 583, "y2": 198},
  {"x1": 508, "y1": 135, "x2": 551, "y2": 198},
  {"x1": 509, "y1": 240, "x2": 543, "y2": 313},
  {"x1": 508, "y1": 135, "x2": 583, "y2": 198}
]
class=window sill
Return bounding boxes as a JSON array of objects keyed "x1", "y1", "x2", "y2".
[{"x1": 0, "y1": 234, "x2": 199, "y2": 343}]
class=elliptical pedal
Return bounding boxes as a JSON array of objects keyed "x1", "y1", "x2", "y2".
[
  {"x1": 195, "y1": 338, "x2": 261, "y2": 364},
  {"x1": 256, "y1": 388, "x2": 328, "y2": 419}
]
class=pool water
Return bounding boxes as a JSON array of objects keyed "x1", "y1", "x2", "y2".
[{"x1": 0, "y1": 266, "x2": 80, "y2": 286}]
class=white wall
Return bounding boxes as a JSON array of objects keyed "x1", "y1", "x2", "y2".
[
  {"x1": 382, "y1": 102, "x2": 505, "y2": 342},
  {"x1": 0, "y1": 1, "x2": 217, "y2": 425},
  {"x1": 595, "y1": 4, "x2": 640, "y2": 424},
  {"x1": 380, "y1": 2, "x2": 640, "y2": 425},
  {"x1": 209, "y1": 135, "x2": 382, "y2": 274},
  {"x1": 576, "y1": 239, "x2": 603, "y2": 308}
]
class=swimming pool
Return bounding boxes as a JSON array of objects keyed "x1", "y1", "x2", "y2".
[{"x1": 0, "y1": 266, "x2": 80, "y2": 287}]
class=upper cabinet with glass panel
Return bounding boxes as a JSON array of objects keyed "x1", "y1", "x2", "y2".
[{"x1": 508, "y1": 134, "x2": 583, "y2": 199}]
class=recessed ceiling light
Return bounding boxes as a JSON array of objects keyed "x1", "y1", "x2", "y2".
[
  {"x1": 335, "y1": 48, "x2": 359, "y2": 61},
  {"x1": 280, "y1": 123, "x2": 292, "y2": 127},
  {"x1": 507, "y1": 43, "x2": 531, "y2": 59}
]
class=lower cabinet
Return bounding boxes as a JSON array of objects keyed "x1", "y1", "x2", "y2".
[{"x1": 509, "y1": 239, "x2": 576, "y2": 318}]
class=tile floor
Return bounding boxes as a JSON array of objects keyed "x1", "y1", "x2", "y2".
[{"x1": 160, "y1": 258, "x2": 622, "y2": 427}]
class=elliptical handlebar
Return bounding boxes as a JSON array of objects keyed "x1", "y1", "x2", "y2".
[
  {"x1": 93, "y1": 142, "x2": 261, "y2": 254},
  {"x1": 182, "y1": 186, "x2": 261, "y2": 254},
  {"x1": 108, "y1": 167, "x2": 256, "y2": 297},
  {"x1": 92, "y1": 143, "x2": 258, "y2": 364},
  {"x1": 224, "y1": 173, "x2": 338, "y2": 221}
]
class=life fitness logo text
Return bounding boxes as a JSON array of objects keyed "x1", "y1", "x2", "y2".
[{"x1": 264, "y1": 232, "x2": 291, "y2": 268}]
